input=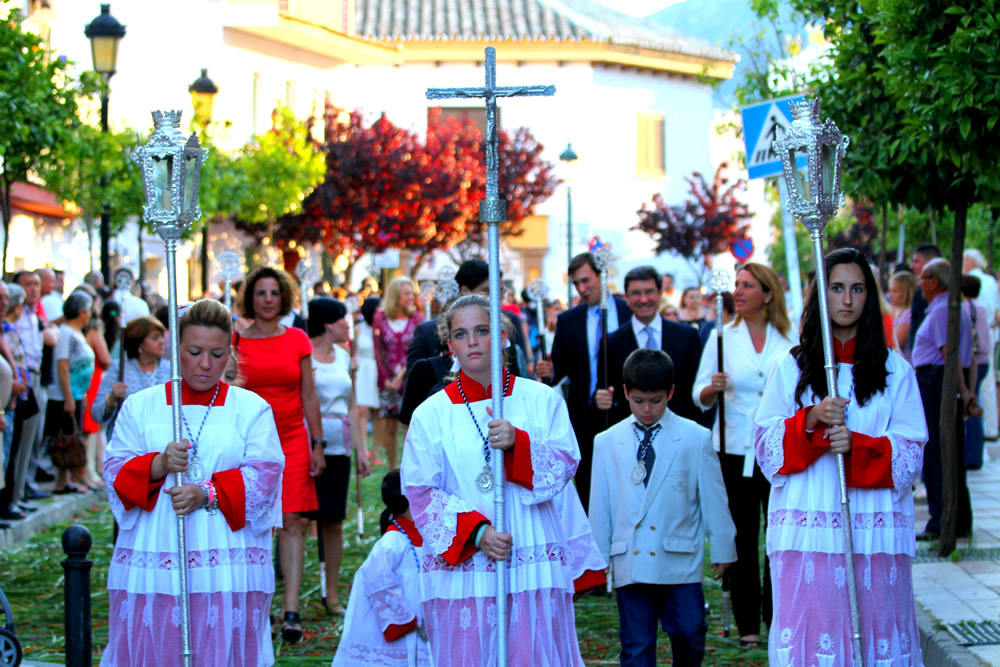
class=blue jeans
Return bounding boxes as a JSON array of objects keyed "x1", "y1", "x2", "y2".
[
  {"x1": 616, "y1": 582, "x2": 707, "y2": 667},
  {"x1": 964, "y1": 362, "x2": 988, "y2": 469}
]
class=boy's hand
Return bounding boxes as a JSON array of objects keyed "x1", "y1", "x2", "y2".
[
  {"x1": 479, "y1": 526, "x2": 513, "y2": 560},
  {"x1": 595, "y1": 387, "x2": 613, "y2": 410},
  {"x1": 710, "y1": 562, "x2": 731, "y2": 579}
]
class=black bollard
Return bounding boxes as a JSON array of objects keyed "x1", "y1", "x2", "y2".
[{"x1": 62, "y1": 524, "x2": 93, "y2": 667}]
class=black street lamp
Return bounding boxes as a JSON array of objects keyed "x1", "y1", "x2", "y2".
[
  {"x1": 190, "y1": 69, "x2": 219, "y2": 295},
  {"x1": 85, "y1": 3, "x2": 126, "y2": 286},
  {"x1": 559, "y1": 143, "x2": 579, "y2": 305}
]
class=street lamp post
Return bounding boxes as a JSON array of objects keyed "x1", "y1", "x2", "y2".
[
  {"x1": 559, "y1": 143, "x2": 578, "y2": 305},
  {"x1": 190, "y1": 69, "x2": 219, "y2": 295},
  {"x1": 85, "y1": 4, "x2": 126, "y2": 286}
]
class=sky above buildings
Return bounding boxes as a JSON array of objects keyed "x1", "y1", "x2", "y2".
[{"x1": 593, "y1": 0, "x2": 684, "y2": 17}]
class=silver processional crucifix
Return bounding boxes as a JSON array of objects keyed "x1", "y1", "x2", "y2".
[{"x1": 426, "y1": 47, "x2": 554, "y2": 667}]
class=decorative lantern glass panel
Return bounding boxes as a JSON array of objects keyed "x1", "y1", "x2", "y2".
[{"x1": 133, "y1": 110, "x2": 208, "y2": 238}]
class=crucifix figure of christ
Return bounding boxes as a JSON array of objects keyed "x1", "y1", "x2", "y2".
[{"x1": 425, "y1": 46, "x2": 555, "y2": 667}]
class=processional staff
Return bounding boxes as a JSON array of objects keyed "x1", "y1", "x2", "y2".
[
  {"x1": 296, "y1": 259, "x2": 328, "y2": 606},
  {"x1": 217, "y1": 251, "x2": 241, "y2": 313},
  {"x1": 594, "y1": 247, "x2": 612, "y2": 430},
  {"x1": 422, "y1": 280, "x2": 437, "y2": 322},
  {"x1": 344, "y1": 295, "x2": 366, "y2": 547},
  {"x1": 708, "y1": 268, "x2": 731, "y2": 637},
  {"x1": 773, "y1": 98, "x2": 861, "y2": 665},
  {"x1": 527, "y1": 279, "x2": 549, "y2": 362},
  {"x1": 426, "y1": 46, "x2": 555, "y2": 667},
  {"x1": 133, "y1": 110, "x2": 208, "y2": 667},
  {"x1": 112, "y1": 268, "x2": 133, "y2": 399}
]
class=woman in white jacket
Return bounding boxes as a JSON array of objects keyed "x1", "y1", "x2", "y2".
[{"x1": 692, "y1": 262, "x2": 794, "y2": 649}]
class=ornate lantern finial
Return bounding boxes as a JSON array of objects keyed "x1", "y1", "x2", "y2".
[{"x1": 773, "y1": 97, "x2": 850, "y2": 232}]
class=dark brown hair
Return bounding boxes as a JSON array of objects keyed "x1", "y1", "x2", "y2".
[
  {"x1": 123, "y1": 316, "x2": 166, "y2": 360},
  {"x1": 239, "y1": 267, "x2": 295, "y2": 320}
]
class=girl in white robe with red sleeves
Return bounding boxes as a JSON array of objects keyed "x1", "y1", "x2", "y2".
[
  {"x1": 401, "y1": 294, "x2": 606, "y2": 667},
  {"x1": 101, "y1": 300, "x2": 284, "y2": 667},
  {"x1": 754, "y1": 249, "x2": 927, "y2": 666},
  {"x1": 332, "y1": 469, "x2": 431, "y2": 667}
]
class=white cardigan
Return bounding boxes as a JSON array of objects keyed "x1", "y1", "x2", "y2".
[{"x1": 692, "y1": 320, "x2": 794, "y2": 458}]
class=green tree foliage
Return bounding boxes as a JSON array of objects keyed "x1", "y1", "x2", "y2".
[
  {"x1": 793, "y1": 0, "x2": 1000, "y2": 555},
  {"x1": 41, "y1": 122, "x2": 144, "y2": 270},
  {"x1": 0, "y1": 4, "x2": 101, "y2": 269}
]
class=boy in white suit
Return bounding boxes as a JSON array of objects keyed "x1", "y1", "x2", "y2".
[{"x1": 590, "y1": 349, "x2": 737, "y2": 666}]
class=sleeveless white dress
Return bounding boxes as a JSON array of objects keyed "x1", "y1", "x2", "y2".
[{"x1": 355, "y1": 321, "x2": 380, "y2": 409}]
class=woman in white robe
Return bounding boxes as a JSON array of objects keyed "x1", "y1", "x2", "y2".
[
  {"x1": 401, "y1": 294, "x2": 605, "y2": 667},
  {"x1": 102, "y1": 299, "x2": 284, "y2": 667},
  {"x1": 754, "y1": 249, "x2": 927, "y2": 666}
]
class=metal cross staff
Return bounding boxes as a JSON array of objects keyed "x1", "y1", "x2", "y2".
[
  {"x1": 426, "y1": 47, "x2": 554, "y2": 667},
  {"x1": 217, "y1": 251, "x2": 242, "y2": 313},
  {"x1": 707, "y1": 268, "x2": 731, "y2": 637}
]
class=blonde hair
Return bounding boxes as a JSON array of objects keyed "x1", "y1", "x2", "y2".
[
  {"x1": 383, "y1": 276, "x2": 416, "y2": 319},
  {"x1": 732, "y1": 262, "x2": 791, "y2": 338},
  {"x1": 890, "y1": 271, "x2": 917, "y2": 310},
  {"x1": 443, "y1": 294, "x2": 516, "y2": 379},
  {"x1": 179, "y1": 299, "x2": 234, "y2": 342}
]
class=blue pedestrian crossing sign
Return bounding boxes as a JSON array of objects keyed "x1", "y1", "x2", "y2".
[{"x1": 741, "y1": 94, "x2": 806, "y2": 180}]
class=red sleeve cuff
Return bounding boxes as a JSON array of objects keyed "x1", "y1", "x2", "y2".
[
  {"x1": 845, "y1": 433, "x2": 894, "y2": 489},
  {"x1": 574, "y1": 568, "x2": 607, "y2": 594},
  {"x1": 503, "y1": 428, "x2": 534, "y2": 490},
  {"x1": 212, "y1": 469, "x2": 246, "y2": 531},
  {"x1": 442, "y1": 511, "x2": 490, "y2": 566},
  {"x1": 383, "y1": 618, "x2": 417, "y2": 642},
  {"x1": 778, "y1": 407, "x2": 830, "y2": 475},
  {"x1": 114, "y1": 452, "x2": 165, "y2": 511}
]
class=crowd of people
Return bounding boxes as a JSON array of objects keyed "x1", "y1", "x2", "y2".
[{"x1": 4, "y1": 241, "x2": 999, "y2": 665}]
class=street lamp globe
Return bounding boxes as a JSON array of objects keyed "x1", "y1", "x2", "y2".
[
  {"x1": 189, "y1": 68, "x2": 219, "y2": 126},
  {"x1": 559, "y1": 143, "x2": 578, "y2": 167},
  {"x1": 84, "y1": 4, "x2": 126, "y2": 78}
]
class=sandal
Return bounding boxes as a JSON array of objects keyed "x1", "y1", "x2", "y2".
[
  {"x1": 281, "y1": 611, "x2": 303, "y2": 644},
  {"x1": 324, "y1": 600, "x2": 346, "y2": 615},
  {"x1": 739, "y1": 637, "x2": 762, "y2": 649}
]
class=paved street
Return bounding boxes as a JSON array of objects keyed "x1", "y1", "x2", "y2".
[{"x1": 914, "y1": 445, "x2": 1000, "y2": 665}]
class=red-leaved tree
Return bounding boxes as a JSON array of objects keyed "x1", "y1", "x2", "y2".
[{"x1": 634, "y1": 163, "x2": 752, "y2": 281}]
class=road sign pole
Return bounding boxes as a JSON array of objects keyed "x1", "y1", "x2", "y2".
[{"x1": 777, "y1": 176, "x2": 804, "y2": 320}]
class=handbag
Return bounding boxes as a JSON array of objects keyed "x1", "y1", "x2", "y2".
[
  {"x1": 51, "y1": 420, "x2": 87, "y2": 470},
  {"x1": 13, "y1": 386, "x2": 40, "y2": 420}
]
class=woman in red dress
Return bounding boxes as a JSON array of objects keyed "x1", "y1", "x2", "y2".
[
  {"x1": 235, "y1": 267, "x2": 325, "y2": 644},
  {"x1": 371, "y1": 276, "x2": 422, "y2": 469}
]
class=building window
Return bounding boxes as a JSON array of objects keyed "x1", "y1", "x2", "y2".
[
  {"x1": 636, "y1": 113, "x2": 665, "y2": 179},
  {"x1": 429, "y1": 107, "x2": 499, "y2": 136}
]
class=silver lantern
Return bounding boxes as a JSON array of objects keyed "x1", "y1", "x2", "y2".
[{"x1": 132, "y1": 109, "x2": 208, "y2": 667}]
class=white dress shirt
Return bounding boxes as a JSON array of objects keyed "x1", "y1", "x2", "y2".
[
  {"x1": 630, "y1": 315, "x2": 662, "y2": 350},
  {"x1": 693, "y1": 319, "x2": 794, "y2": 458},
  {"x1": 587, "y1": 302, "x2": 620, "y2": 398}
]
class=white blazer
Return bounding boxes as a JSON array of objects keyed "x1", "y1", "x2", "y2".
[
  {"x1": 693, "y1": 320, "x2": 794, "y2": 457},
  {"x1": 589, "y1": 410, "x2": 737, "y2": 587}
]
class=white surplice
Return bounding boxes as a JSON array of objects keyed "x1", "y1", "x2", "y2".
[
  {"x1": 401, "y1": 373, "x2": 601, "y2": 667},
  {"x1": 754, "y1": 349, "x2": 927, "y2": 666},
  {"x1": 102, "y1": 383, "x2": 284, "y2": 667},
  {"x1": 333, "y1": 526, "x2": 432, "y2": 667}
]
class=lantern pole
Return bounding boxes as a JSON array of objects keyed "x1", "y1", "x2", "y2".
[
  {"x1": 593, "y1": 247, "x2": 612, "y2": 430},
  {"x1": 133, "y1": 110, "x2": 208, "y2": 667},
  {"x1": 773, "y1": 98, "x2": 861, "y2": 665},
  {"x1": 527, "y1": 279, "x2": 549, "y2": 362},
  {"x1": 344, "y1": 295, "x2": 365, "y2": 547}
]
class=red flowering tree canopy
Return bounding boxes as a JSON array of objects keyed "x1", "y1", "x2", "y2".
[
  {"x1": 635, "y1": 163, "x2": 752, "y2": 260},
  {"x1": 277, "y1": 103, "x2": 558, "y2": 264}
]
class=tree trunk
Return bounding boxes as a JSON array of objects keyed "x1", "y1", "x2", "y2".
[
  {"x1": 938, "y1": 200, "x2": 967, "y2": 557},
  {"x1": 410, "y1": 252, "x2": 428, "y2": 279},
  {"x1": 343, "y1": 258, "x2": 355, "y2": 288},
  {"x1": 928, "y1": 208, "x2": 938, "y2": 246},
  {"x1": 989, "y1": 207, "x2": 998, "y2": 275},
  {"x1": 85, "y1": 217, "x2": 96, "y2": 273}
]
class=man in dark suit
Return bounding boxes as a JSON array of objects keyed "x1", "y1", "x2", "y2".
[
  {"x1": 595, "y1": 265, "x2": 702, "y2": 426},
  {"x1": 536, "y1": 252, "x2": 631, "y2": 512},
  {"x1": 406, "y1": 259, "x2": 527, "y2": 377}
]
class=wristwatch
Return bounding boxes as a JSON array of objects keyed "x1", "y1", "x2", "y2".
[{"x1": 311, "y1": 439, "x2": 327, "y2": 448}]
